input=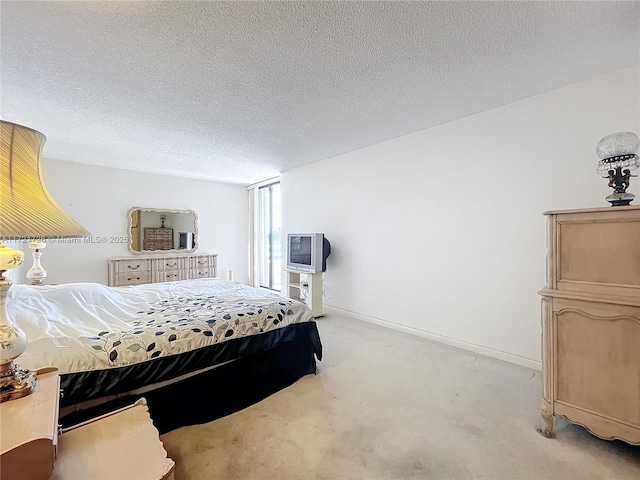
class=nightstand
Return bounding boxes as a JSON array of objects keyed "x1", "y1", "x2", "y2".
[
  {"x1": 0, "y1": 367, "x2": 60, "y2": 480},
  {"x1": 0, "y1": 368, "x2": 175, "y2": 480}
]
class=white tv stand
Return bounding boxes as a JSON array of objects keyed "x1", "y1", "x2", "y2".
[{"x1": 285, "y1": 270, "x2": 324, "y2": 317}]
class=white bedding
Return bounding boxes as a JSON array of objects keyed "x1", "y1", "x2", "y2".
[{"x1": 8, "y1": 278, "x2": 314, "y2": 374}]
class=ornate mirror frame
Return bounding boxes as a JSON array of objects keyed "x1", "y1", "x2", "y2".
[{"x1": 127, "y1": 207, "x2": 199, "y2": 255}]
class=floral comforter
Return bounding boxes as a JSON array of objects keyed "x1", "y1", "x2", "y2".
[{"x1": 9, "y1": 278, "x2": 315, "y2": 374}]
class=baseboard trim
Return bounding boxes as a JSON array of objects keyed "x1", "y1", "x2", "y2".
[{"x1": 324, "y1": 305, "x2": 542, "y2": 371}]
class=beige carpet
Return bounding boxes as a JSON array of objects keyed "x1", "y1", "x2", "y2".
[{"x1": 161, "y1": 312, "x2": 640, "y2": 479}]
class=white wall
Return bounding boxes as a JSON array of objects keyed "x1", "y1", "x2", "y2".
[
  {"x1": 281, "y1": 65, "x2": 640, "y2": 367},
  {"x1": 8, "y1": 160, "x2": 248, "y2": 285}
]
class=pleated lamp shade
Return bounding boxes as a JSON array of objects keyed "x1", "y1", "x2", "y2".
[{"x1": 0, "y1": 120, "x2": 89, "y2": 240}]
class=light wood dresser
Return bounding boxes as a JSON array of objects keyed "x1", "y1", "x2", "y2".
[
  {"x1": 143, "y1": 227, "x2": 173, "y2": 251},
  {"x1": 108, "y1": 253, "x2": 217, "y2": 287},
  {"x1": 0, "y1": 368, "x2": 175, "y2": 480},
  {"x1": 539, "y1": 205, "x2": 640, "y2": 444}
]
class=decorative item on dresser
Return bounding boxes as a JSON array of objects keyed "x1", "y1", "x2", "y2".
[
  {"x1": 538, "y1": 206, "x2": 640, "y2": 444},
  {"x1": 108, "y1": 253, "x2": 217, "y2": 286}
]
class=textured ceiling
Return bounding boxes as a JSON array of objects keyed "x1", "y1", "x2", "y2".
[{"x1": 1, "y1": 1, "x2": 639, "y2": 184}]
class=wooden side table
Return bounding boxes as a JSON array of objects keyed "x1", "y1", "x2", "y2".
[
  {"x1": 0, "y1": 368, "x2": 175, "y2": 480},
  {"x1": 0, "y1": 367, "x2": 60, "y2": 480}
]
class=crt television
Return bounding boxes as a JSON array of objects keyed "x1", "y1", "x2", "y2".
[
  {"x1": 178, "y1": 231, "x2": 194, "y2": 249},
  {"x1": 287, "y1": 233, "x2": 331, "y2": 274}
]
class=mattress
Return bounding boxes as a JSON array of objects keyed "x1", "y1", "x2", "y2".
[{"x1": 8, "y1": 278, "x2": 322, "y2": 405}]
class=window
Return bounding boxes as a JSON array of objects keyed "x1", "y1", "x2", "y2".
[
  {"x1": 258, "y1": 182, "x2": 281, "y2": 290},
  {"x1": 248, "y1": 178, "x2": 281, "y2": 291}
]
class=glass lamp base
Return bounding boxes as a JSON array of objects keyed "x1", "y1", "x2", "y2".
[
  {"x1": 0, "y1": 362, "x2": 37, "y2": 402},
  {"x1": 27, "y1": 243, "x2": 47, "y2": 286},
  {"x1": 605, "y1": 192, "x2": 635, "y2": 206}
]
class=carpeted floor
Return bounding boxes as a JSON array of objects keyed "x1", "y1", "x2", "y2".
[{"x1": 160, "y1": 311, "x2": 640, "y2": 479}]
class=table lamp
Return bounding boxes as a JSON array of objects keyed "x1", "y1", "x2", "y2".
[
  {"x1": 0, "y1": 120, "x2": 89, "y2": 402},
  {"x1": 596, "y1": 131, "x2": 639, "y2": 206}
]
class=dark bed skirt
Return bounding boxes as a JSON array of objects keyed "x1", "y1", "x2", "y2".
[{"x1": 59, "y1": 322, "x2": 322, "y2": 434}]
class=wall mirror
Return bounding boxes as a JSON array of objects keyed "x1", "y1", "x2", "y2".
[{"x1": 128, "y1": 207, "x2": 198, "y2": 254}]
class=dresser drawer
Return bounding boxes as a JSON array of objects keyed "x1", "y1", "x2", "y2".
[
  {"x1": 195, "y1": 268, "x2": 212, "y2": 278},
  {"x1": 114, "y1": 272, "x2": 152, "y2": 286},
  {"x1": 147, "y1": 234, "x2": 173, "y2": 242},
  {"x1": 192, "y1": 256, "x2": 211, "y2": 268},
  {"x1": 549, "y1": 208, "x2": 640, "y2": 298},
  {"x1": 115, "y1": 259, "x2": 151, "y2": 274},
  {"x1": 158, "y1": 258, "x2": 183, "y2": 271},
  {"x1": 157, "y1": 270, "x2": 188, "y2": 283}
]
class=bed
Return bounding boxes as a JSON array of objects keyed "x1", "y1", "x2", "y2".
[{"x1": 8, "y1": 278, "x2": 322, "y2": 431}]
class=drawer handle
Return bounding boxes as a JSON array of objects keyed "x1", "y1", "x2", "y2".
[
  {"x1": 128, "y1": 277, "x2": 140, "y2": 281},
  {"x1": 166, "y1": 262, "x2": 177, "y2": 267},
  {"x1": 198, "y1": 261, "x2": 206, "y2": 265},
  {"x1": 127, "y1": 265, "x2": 140, "y2": 270}
]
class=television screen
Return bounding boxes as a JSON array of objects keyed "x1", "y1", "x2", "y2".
[{"x1": 289, "y1": 236, "x2": 312, "y2": 265}]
